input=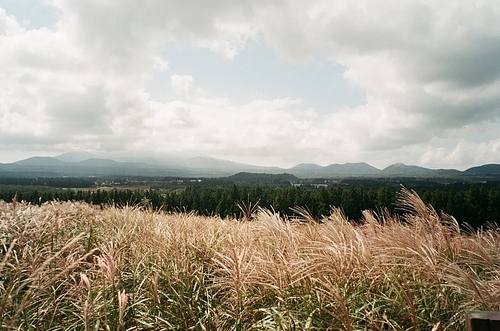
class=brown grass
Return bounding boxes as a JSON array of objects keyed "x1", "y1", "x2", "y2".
[{"x1": 0, "y1": 187, "x2": 498, "y2": 330}]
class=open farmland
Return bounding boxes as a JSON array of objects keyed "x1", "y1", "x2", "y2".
[{"x1": 1, "y1": 189, "x2": 499, "y2": 330}]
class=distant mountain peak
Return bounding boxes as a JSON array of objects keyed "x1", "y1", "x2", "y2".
[
  {"x1": 382, "y1": 163, "x2": 435, "y2": 175},
  {"x1": 14, "y1": 157, "x2": 66, "y2": 166},
  {"x1": 290, "y1": 163, "x2": 323, "y2": 170},
  {"x1": 55, "y1": 151, "x2": 99, "y2": 162},
  {"x1": 288, "y1": 162, "x2": 380, "y2": 177},
  {"x1": 464, "y1": 164, "x2": 500, "y2": 175}
]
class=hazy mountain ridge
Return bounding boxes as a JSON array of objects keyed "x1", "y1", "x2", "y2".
[
  {"x1": 55, "y1": 151, "x2": 99, "y2": 162},
  {"x1": 464, "y1": 164, "x2": 500, "y2": 175},
  {"x1": 381, "y1": 163, "x2": 435, "y2": 175},
  {"x1": 15, "y1": 157, "x2": 67, "y2": 167},
  {"x1": 3, "y1": 154, "x2": 280, "y2": 177},
  {"x1": 1, "y1": 153, "x2": 500, "y2": 178},
  {"x1": 323, "y1": 162, "x2": 380, "y2": 175}
]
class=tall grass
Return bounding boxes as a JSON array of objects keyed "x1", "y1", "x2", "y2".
[{"x1": 0, "y1": 188, "x2": 499, "y2": 330}]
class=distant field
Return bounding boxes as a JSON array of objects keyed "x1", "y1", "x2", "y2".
[
  {"x1": 1, "y1": 188, "x2": 499, "y2": 330},
  {"x1": 82, "y1": 185, "x2": 152, "y2": 191}
]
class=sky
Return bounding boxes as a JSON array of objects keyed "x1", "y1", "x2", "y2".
[{"x1": 1, "y1": 0, "x2": 500, "y2": 170}]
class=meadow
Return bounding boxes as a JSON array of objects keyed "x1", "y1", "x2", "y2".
[{"x1": 1, "y1": 188, "x2": 499, "y2": 330}]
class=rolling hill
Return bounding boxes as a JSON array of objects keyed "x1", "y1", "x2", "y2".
[{"x1": 1, "y1": 153, "x2": 500, "y2": 179}]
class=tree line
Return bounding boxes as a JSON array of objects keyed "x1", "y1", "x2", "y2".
[{"x1": 1, "y1": 183, "x2": 500, "y2": 228}]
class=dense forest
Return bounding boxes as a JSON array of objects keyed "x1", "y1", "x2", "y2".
[{"x1": 1, "y1": 182, "x2": 500, "y2": 228}]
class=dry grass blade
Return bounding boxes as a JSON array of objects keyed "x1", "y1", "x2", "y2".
[
  {"x1": 290, "y1": 206, "x2": 318, "y2": 224},
  {"x1": 212, "y1": 243, "x2": 255, "y2": 294},
  {"x1": 236, "y1": 198, "x2": 260, "y2": 222},
  {"x1": 0, "y1": 193, "x2": 498, "y2": 330},
  {"x1": 0, "y1": 238, "x2": 17, "y2": 275},
  {"x1": 317, "y1": 282, "x2": 353, "y2": 331}
]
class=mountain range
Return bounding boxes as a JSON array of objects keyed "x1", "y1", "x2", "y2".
[{"x1": 1, "y1": 152, "x2": 499, "y2": 178}]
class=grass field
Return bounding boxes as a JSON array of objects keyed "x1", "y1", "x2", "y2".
[{"x1": 1, "y1": 188, "x2": 499, "y2": 330}]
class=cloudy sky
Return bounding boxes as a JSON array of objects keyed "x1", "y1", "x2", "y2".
[{"x1": 1, "y1": 0, "x2": 500, "y2": 169}]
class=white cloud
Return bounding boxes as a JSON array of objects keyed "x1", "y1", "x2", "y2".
[
  {"x1": 170, "y1": 75, "x2": 193, "y2": 93},
  {"x1": 152, "y1": 56, "x2": 169, "y2": 71},
  {"x1": 1, "y1": 0, "x2": 500, "y2": 168},
  {"x1": 259, "y1": 0, "x2": 500, "y2": 164},
  {"x1": 138, "y1": 97, "x2": 328, "y2": 166},
  {"x1": 0, "y1": 8, "x2": 23, "y2": 35},
  {"x1": 193, "y1": 21, "x2": 260, "y2": 59}
]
